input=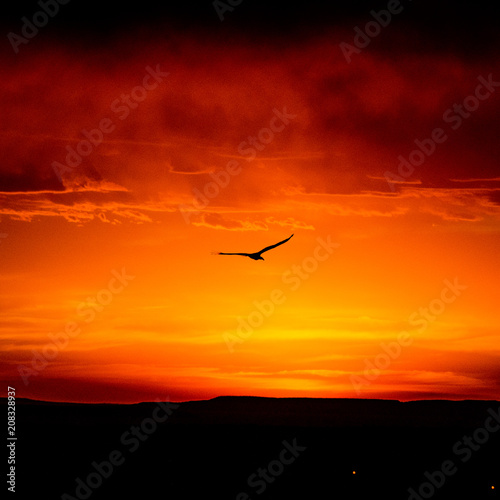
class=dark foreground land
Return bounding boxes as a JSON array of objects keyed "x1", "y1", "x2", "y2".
[{"x1": 4, "y1": 397, "x2": 500, "y2": 500}]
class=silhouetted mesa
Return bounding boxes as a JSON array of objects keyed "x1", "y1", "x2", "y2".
[{"x1": 4, "y1": 397, "x2": 499, "y2": 500}]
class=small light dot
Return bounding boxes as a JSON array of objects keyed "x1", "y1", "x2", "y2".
[
  {"x1": 492, "y1": 485, "x2": 495, "y2": 490},
  {"x1": 352, "y1": 471, "x2": 356, "y2": 475}
]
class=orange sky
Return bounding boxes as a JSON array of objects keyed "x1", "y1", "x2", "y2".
[{"x1": 1, "y1": 2, "x2": 500, "y2": 403}]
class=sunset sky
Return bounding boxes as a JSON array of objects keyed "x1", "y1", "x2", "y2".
[{"x1": 1, "y1": 1, "x2": 499, "y2": 403}]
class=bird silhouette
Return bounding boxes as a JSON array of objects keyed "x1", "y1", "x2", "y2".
[{"x1": 217, "y1": 234, "x2": 293, "y2": 261}]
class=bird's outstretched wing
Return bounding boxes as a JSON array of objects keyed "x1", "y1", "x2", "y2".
[
  {"x1": 258, "y1": 234, "x2": 294, "y2": 255},
  {"x1": 218, "y1": 252, "x2": 251, "y2": 257}
]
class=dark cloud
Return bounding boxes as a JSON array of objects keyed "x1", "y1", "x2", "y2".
[
  {"x1": 1, "y1": 0, "x2": 498, "y2": 222},
  {"x1": 2, "y1": 0, "x2": 499, "y2": 41},
  {"x1": 0, "y1": 167, "x2": 63, "y2": 193}
]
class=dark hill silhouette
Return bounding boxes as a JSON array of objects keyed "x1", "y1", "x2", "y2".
[{"x1": 5, "y1": 397, "x2": 499, "y2": 500}]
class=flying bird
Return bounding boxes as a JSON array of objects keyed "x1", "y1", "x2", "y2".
[{"x1": 217, "y1": 234, "x2": 293, "y2": 261}]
